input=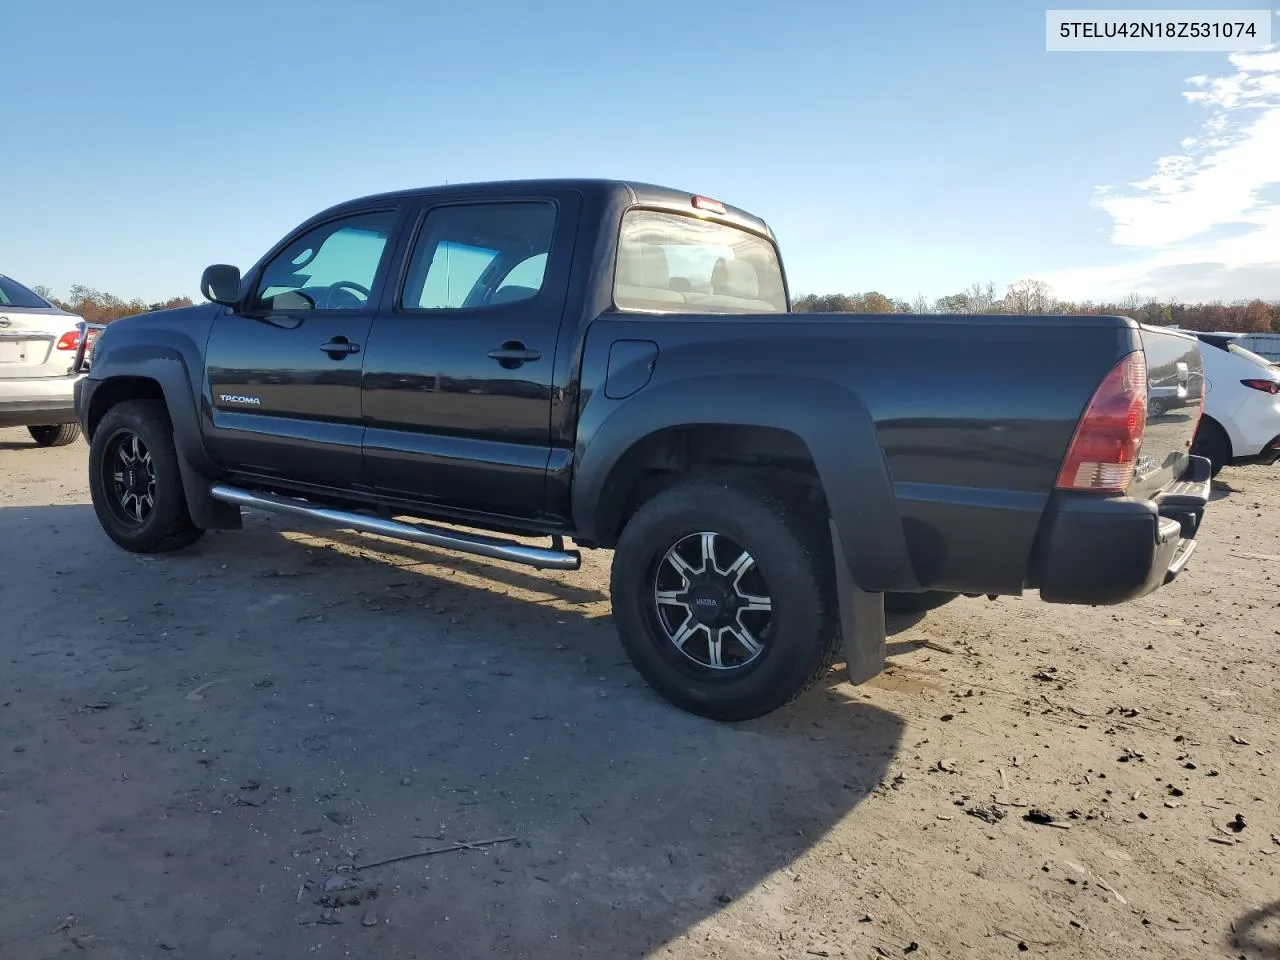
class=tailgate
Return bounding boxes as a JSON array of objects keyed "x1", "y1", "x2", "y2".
[{"x1": 1130, "y1": 326, "x2": 1204, "y2": 501}]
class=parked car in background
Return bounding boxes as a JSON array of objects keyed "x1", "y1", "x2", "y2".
[
  {"x1": 1190, "y1": 332, "x2": 1280, "y2": 475},
  {"x1": 1227, "y1": 331, "x2": 1280, "y2": 365},
  {"x1": 0, "y1": 273, "x2": 94, "y2": 446}
]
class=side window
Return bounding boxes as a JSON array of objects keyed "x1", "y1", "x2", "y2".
[
  {"x1": 252, "y1": 210, "x2": 396, "y2": 312},
  {"x1": 401, "y1": 202, "x2": 556, "y2": 311}
]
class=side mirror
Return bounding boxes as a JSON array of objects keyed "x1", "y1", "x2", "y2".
[{"x1": 201, "y1": 264, "x2": 243, "y2": 307}]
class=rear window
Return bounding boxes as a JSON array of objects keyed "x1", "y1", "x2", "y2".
[
  {"x1": 0, "y1": 275, "x2": 52, "y2": 309},
  {"x1": 614, "y1": 210, "x2": 787, "y2": 314}
]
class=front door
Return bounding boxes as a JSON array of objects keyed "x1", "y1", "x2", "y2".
[
  {"x1": 204, "y1": 207, "x2": 401, "y2": 490},
  {"x1": 361, "y1": 193, "x2": 580, "y2": 520}
]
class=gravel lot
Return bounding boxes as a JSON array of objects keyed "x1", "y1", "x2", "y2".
[{"x1": 1, "y1": 426, "x2": 1277, "y2": 960}]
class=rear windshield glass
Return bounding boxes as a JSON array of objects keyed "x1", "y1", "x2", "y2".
[
  {"x1": 614, "y1": 210, "x2": 787, "y2": 314},
  {"x1": 0, "y1": 275, "x2": 52, "y2": 309}
]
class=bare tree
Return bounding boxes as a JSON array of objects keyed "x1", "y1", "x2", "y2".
[{"x1": 1002, "y1": 277, "x2": 1056, "y2": 314}]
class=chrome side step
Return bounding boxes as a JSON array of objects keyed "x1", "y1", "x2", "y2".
[{"x1": 209, "y1": 483, "x2": 581, "y2": 571}]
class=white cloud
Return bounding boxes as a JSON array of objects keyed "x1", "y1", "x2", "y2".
[{"x1": 1042, "y1": 45, "x2": 1280, "y2": 302}]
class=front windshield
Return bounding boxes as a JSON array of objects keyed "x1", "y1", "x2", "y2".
[{"x1": 0, "y1": 274, "x2": 52, "y2": 309}]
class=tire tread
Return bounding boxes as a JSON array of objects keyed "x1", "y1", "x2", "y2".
[
  {"x1": 88, "y1": 399, "x2": 204, "y2": 553},
  {"x1": 610, "y1": 472, "x2": 839, "y2": 721}
]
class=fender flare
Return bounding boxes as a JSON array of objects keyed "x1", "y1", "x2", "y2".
[
  {"x1": 571, "y1": 374, "x2": 919, "y2": 592},
  {"x1": 84, "y1": 343, "x2": 240, "y2": 530}
]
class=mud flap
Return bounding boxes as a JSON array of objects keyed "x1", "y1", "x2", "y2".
[
  {"x1": 176, "y1": 450, "x2": 242, "y2": 531},
  {"x1": 830, "y1": 520, "x2": 886, "y2": 684}
]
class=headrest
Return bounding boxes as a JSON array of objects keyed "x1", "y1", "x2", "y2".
[
  {"x1": 711, "y1": 258, "x2": 759, "y2": 299},
  {"x1": 618, "y1": 243, "x2": 670, "y2": 288}
]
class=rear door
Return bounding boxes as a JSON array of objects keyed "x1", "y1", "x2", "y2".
[
  {"x1": 361, "y1": 191, "x2": 580, "y2": 520},
  {"x1": 204, "y1": 206, "x2": 403, "y2": 489}
]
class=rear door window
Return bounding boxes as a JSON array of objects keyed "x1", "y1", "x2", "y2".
[{"x1": 400, "y1": 202, "x2": 557, "y2": 311}]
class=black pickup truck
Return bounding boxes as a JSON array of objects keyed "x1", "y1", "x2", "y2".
[{"x1": 74, "y1": 179, "x2": 1213, "y2": 720}]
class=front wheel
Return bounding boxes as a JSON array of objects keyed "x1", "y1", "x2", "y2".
[
  {"x1": 609, "y1": 477, "x2": 839, "y2": 721},
  {"x1": 88, "y1": 399, "x2": 205, "y2": 553},
  {"x1": 27, "y1": 423, "x2": 80, "y2": 447}
]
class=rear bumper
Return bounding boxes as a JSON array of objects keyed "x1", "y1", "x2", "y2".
[
  {"x1": 0, "y1": 375, "x2": 81, "y2": 428},
  {"x1": 1234, "y1": 433, "x2": 1280, "y2": 467},
  {"x1": 1031, "y1": 455, "x2": 1212, "y2": 605}
]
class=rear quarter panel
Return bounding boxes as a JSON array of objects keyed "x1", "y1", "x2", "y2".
[{"x1": 577, "y1": 312, "x2": 1140, "y2": 596}]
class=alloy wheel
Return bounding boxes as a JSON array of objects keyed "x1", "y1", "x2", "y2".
[{"x1": 651, "y1": 531, "x2": 774, "y2": 671}]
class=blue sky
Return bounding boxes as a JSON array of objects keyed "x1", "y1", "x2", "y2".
[{"x1": 4, "y1": 0, "x2": 1278, "y2": 305}]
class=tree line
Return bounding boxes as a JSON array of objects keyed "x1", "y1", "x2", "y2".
[
  {"x1": 33, "y1": 284, "x2": 193, "y2": 324},
  {"x1": 792, "y1": 279, "x2": 1280, "y2": 333},
  {"x1": 32, "y1": 278, "x2": 1279, "y2": 334}
]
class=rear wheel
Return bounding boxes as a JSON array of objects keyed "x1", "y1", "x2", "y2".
[
  {"x1": 88, "y1": 399, "x2": 204, "y2": 553},
  {"x1": 27, "y1": 423, "x2": 80, "y2": 447},
  {"x1": 1191, "y1": 418, "x2": 1230, "y2": 478},
  {"x1": 609, "y1": 476, "x2": 839, "y2": 721}
]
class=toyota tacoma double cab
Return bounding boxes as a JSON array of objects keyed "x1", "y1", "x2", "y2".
[{"x1": 73, "y1": 179, "x2": 1212, "y2": 720}]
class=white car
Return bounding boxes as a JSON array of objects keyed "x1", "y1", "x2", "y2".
[
  {"x1": 0, "y1": 273, "x2": 90, "y2": 447},
  {"x1": 1190, "y1": 332, "x2": 1280, "y2": 476}
]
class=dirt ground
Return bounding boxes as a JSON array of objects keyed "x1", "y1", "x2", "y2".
[{"x1": 0, "y1": 426, "x2": 1276, "y2": 960}]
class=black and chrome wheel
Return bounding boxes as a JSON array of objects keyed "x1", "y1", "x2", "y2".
[
  {"x1": 610, "y1": 476, "x2": 839, "y2": 721},
  {"x1": 651, "y1": 531, "x2": 773, "y2": 672},
  {"x1": 88, "y1": 399, "x2": 204, "y2": 553},
  {"x1": 102, "y1": 430, "x2": 157, "y2": 526}
]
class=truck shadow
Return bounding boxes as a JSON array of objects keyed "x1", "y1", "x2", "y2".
[
  {"x1": 0, "y1": 504, "x2": 904, "y2": 960},
  {"x1": 1231, "y1": 901, "x2": 1280, "y2": 958}
]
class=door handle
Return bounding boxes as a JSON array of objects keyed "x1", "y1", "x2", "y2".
[
  {"x1": 487, "y1": 342, "x2": 541, "y2": 367},
  {"x1": 320, "y1": 337, "x2": 360, "y2": 357}
]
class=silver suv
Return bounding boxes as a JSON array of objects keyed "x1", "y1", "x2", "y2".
[{"x1": 0, "y1": 273, "x2": 89, "y2": 447}]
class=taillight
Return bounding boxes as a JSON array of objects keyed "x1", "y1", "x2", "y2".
[
  {"x1": 1056, "y1": 350, "x2": 1148, "y2": 494},
  {"x1": 55, "y1": 331, "x2": 80, "y2": 351},
  {"x1": 1241, "y1": 378, "x2": 1280, "y2": 395}
]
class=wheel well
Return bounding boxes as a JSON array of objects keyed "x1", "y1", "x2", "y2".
[
  {"x1": 598, "y1": 424, "x2": 823, "y2": 546},
  {"x1": 86, "y1": 377, "x2": 166, "y2": 439},
  {"x1": 1195, "y1": 414, "x2": 1231, "y2": 455}
]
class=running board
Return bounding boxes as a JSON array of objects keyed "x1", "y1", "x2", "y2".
[{"x1": 209, "y1": 484, "x2": 581, "y2": 571}]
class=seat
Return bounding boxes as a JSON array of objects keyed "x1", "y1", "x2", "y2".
[
  {"x1": 489, "y1": 284, "x2": 540, "y2": 305},
  {"x1": 710, "y1": 258, "x2": 760, "y2": 299},
  {"x1": 616, "y1": 243, "x2": 685, "y2": 304},
  {"x1": 683, "y1": 257, "x2": 776, "y2": 311}
]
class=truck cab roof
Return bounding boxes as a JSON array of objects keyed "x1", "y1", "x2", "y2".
[{"x1": 311, "y1": 178, "x2": 777, "y2": 242}]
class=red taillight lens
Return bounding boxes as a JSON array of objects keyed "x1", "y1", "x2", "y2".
[
  {"x1": 1241, "y1": 378, "x2": 1280, "y2": 395},
  {"x1": 55, "y1": 331, "x2": 80, "y2": 351},
  {"x1": 1056, "y1": 350, "x2": 1148, "y2": 494},
  {"x1": 691, "y1": 195, "x2": 727, "y2": 214}
]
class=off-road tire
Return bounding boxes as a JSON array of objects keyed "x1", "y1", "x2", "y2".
[
  {"x1": 88, "y1": 399, "x2": 205, "y2": 553},
  {"x1": 609, "y1": 475, "x2": 839, "y2": 721},
  {"x1": 27, "y1": 423, "x2": 80, "y2": 447}
]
